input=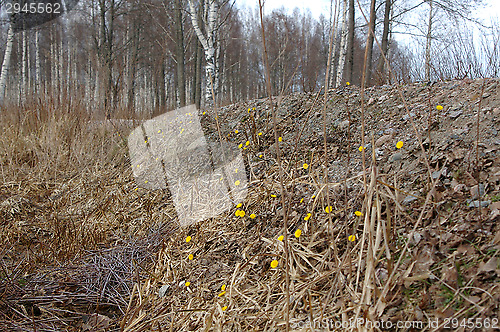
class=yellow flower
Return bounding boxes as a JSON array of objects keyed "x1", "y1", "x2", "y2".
[
  {"x1": 203, "y1": 111, "x2": 206, "y2": 115},
  {"x1": 346, "y1": 82, "x2": 350, "y2": 86},
  {"x1": 304, "y1": 213, "x2": 311, "y2": 221},
  {"x1": 185, "y1": 281, "x2": 191, "y2": 287},
  {"x1": 235, "y1": 180, "x2": 241, "y2": 186},
  {"x1": 348, "y1": 234, "x2": 356, "y2": 242},
  {"x1": 278, "y1": 137, "x2": 283, "y2": 142},
  {"x1": 239, "y1": 210, "x2": 246, "y2": 217},
  {"x1": 259, "y1": 154, "x2": 263, "y2": 158},
  {"x1": 294, "y1": 229, "x2": 302, "y2": 238},
  {"x1": 311, "y1": 195, "x2": 316, "y2": 199},
  {"x1": 300, "y1": 198, "x2": 304, "y2": 203},
  {"x1": 436, "y1": 105, "x2": 443, "y2": 110},
  {"x1": 188, "y1": 254, "x2": 194, "y2": 260},
  {"x1": 253, "y1": 107, "x2": 255, "y2": 110},
  {"x1": 248, "y1": 108, "x2": 251, "y2": 113},
  {"x1": 270, "y1": 260, "x2": 279, "y2": 268},
  {"x1": 218, "y1": 291, "x2": 226, "y2": 297},
  {"x1": 396, "y1": 141, "x2": 403, "y2": 149},
  {"x1": 235, "y1": 210, "x2": 241, "y2": 217},
  {"x1": 271, "y1": 194, "x2": 277, "y2": 198},
  {"x1": 278, "y1": 235, "x2": 284, "y2": 241},
  {"x1": 158, "y1": 129, "x2": 161, "y2": 133},
  {"x1": 186, "y1": 236, "x2": 192, "y2": 243},
  {"x1": 145, "y1": 180, "x2": 148, "y2": 184},
  {"x1": 235, "y1": 168, "x2": 238, "y2": 173},
  {"x1": 238, "y1": 143, "x2": 243, "y2": 149},
  {"x1": 355, "y1": 211, "x2": 363, "y2": 217},
  {"x1": 236, "y1": 203, "x2": 242, "y2": 208},
  {"x1": 359, "y1": 146, "x2": 364, "y2": 152},
  {"x1": 250, "y1": 213, "x2": 256, "y2": 219},
  {"x1": 221, "y1": 284, "x2": 226, "y2": 291},
  {"x1": 303, "y1": 163, "x2": 309, "y2": 170},
  {"x1": 245, "y1": 141, "x2": 250, "y2": 146},
  {"x1": 235, "y1": 130, "x2": 239, "y2": 134},
  {"x1": 222, "y1": 306, "x2": 227, "y2": 311},
  {"x1": 134, "y1": 188, "x2": 138, "y2": 191},
  {"x1": 325, "y1": 206, "x2": 332, "y2": 214},
  {"x1": 258, "y1": 132, "x2": 263, "y2": 136},
  {"x1": 243, "y1": 147, "x2": 247, "y2": 150}
]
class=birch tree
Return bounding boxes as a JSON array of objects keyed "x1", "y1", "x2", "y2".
[
  {"x1": 335, "y1": 0, "x2": 348, "y2": 87},
  {"x1": 188, "y1": 0, "x2": 221, "y2": 105},
  {"x1": 0, "y1": 25, "x2": 15, "y2": 104}
]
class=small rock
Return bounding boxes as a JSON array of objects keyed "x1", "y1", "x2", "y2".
[
  {"x1": 338, "y1": 120, "x2": 350, "y2": 130},
  {"x1": 159, "y1": 284, "x2": 170, "y2": 298},
  {"x1": 431, "y1": 170, "x2": 442, "y2": 179},
  {"x1": 375, "y1": 134, "x2": 393, "y2": 147},
  {"x1": 385, "y1": 128, "x2": 397, "y2": 135},
  {"x1": 449, "y1": 110, "x2": 463, "y2": 119},
  {"x1": 378, "y1": 95, "x2": 388, "y2": 102},
  {"x1": 482, "y1": 93, "x2": 490, "y2": 99},
  {"x1": 403, "y1": 195, "x2": 418, "y2": 205},
  {"x1": 390, "y1": 153, "x2": 403, "y2": 162},
  {"x1": 402, "y1": 112, "x2": 415, "y2": 121},
  {"x1": 467, "y1": 200, "x2": 491, "y2": 208}
]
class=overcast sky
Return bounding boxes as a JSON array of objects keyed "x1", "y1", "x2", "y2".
[{"x1": 236, "y1": 0, "x2": 500, "y2": 24}]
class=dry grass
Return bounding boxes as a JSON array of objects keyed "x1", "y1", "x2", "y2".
[{"x1": 1, "y1": 79, "x2": 499, "y2": 332}]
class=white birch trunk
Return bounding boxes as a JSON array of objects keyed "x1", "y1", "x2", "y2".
[
  {"x1": 0, "y1": 25, "x2": 15, "y2": 104},
  {"x1": 335, "y1": 0, "x2": 348, "y2": 87},
  {"x1": 35, "y1": 29, "x2": 41, "y2": 94},
  {"x1": 27, "y1": 31, "x2": 32, "y2": 96},
  {"x1": 22, "y1": 30, "x2": 27, "y2": 101},
  {"x1": 188, "y1": 0, "x2": 219, "y2": 105}
]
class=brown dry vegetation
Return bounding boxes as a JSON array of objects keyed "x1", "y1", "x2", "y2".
[{"x1": 1, "y1": 78, "x2": 500, "y2": 331}]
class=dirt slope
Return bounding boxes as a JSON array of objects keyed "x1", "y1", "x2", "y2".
[{"x1": 1, "y1": 78, "x2": 499, "y2": 331}]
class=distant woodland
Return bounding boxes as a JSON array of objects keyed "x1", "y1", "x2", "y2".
[{"x1": 0, "y1": 0, "x2": 497, "y2": 117}]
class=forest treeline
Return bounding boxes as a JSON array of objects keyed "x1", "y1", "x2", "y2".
[{"x1": 0, "y1": 0, "x2": 497, "y2": 118}]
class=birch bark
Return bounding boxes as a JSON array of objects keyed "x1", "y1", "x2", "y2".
[
  {"x1": 188, "y1": 0, "x2": 219, "y2": 105},
  {"x1": 335, "y1": 0, "x2": 348, "y2": 87},
  {"x1": 0, "y1": 25, "x2": 15, "y2": 104}
]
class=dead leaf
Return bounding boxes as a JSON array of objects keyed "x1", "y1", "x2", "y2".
[
  {"x1": 82, "y1": 313, "x2": 111, "y2": 332},
  {"x1": 478, "y1": 257, "x2": 499, "y2": 274}
]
